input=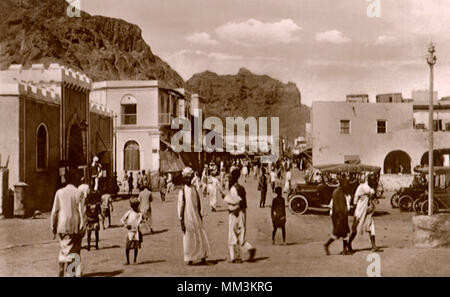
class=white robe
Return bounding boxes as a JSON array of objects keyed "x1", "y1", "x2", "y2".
[
  {"x1": 177, "y1": 185, "x2": 211, "y2": 262},
  {"x1": 207, "y1": 176, "x2": 222, "y2": 209},
  {"x1": 353, "y1": 183, "x2": 376, "y2": 236}
]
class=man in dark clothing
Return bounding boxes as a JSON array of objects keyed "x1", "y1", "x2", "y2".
[
  {"x1": 271, "y1": 186, "x2": 286, "y2": 245},
  {"x1": 258, "y1": 168, "x2": 268, "y2": 208},
  {"x1": 128, "y1": 173, "x2": 134, "y2": 195},
  {"x1": 324, "y1": 178, "x2": 351, "y2": 256}
]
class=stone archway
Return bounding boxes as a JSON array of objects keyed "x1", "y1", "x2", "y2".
[
  {"x1": 384, "y1": 150, "x2": 411, "y2": 174},
  {"x1": 68, "y1": 123, "x2": 84, "y2": 168}
]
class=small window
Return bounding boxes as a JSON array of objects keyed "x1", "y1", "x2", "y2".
[
  {"x1": 445, "y1": 122, "x2": 450, "y2": 131},
  {"x1": 36, "y1": 124, "x2": 48, "y2": 170},
  {"x1": 433, "y1": 119, "x2": 443, "y2": 132},
  {"x1": 340, "y1": 120, "x2": 350, "y2": 134},
  {"x1": 377, "y1": 120, "x2": 387, "y2": 134},
  {"x1": 121, "y1": 104, "x2": 137, "y2": 125}
]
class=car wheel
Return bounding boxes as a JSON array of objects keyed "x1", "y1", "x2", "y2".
[
  {"x1": 289, "y1": 195, "x2": 309, "y2": 215},
  {"x1": 420, "y1": 200, "x2": 439, "y2": 215},
  {"x1": 413, "y1": 198, "x2": 425, "y2": 213},
  {"x1": 390, "y1": 193, "x2": 400, "y2": 208},
  {"x1": 398, "y1": 195, "x2": 414, "y2": 212}
]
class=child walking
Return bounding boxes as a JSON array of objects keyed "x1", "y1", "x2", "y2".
[
  {"x1": 85, "y1": 192, "x2": 102, "y2": 251},
  {"x1": 101, "y1": 188, "x2": 114, "y2": 229},
  {"x1": 120, "y1": 198, "x2": 143, "y2": 265},
  {"x1": 271, "y1": 186, "x2": 287, "y2": 245}
]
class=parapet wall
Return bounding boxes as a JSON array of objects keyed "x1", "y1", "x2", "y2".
[{"x1": 6, "y1": 63, "x2": 91, "y2": 91}]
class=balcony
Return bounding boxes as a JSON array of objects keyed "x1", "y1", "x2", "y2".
[{"x1": 158, "y1": 113, "x2": 171, "y2": 126}]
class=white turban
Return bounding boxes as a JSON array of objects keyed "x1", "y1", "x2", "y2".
[{"x1": 182, "y1": 167, "x2": 194, "y2": 177}]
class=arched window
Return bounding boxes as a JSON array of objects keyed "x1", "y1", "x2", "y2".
[
  {"x1": 37, "y1": 124, "x2": 48, "y2": 170},
  {"x1": 121, "y1": 94, "x2": 137, "y2": 125},
  {"x1": 124, "y1": 141, "x2": 140, "y2": 171}
]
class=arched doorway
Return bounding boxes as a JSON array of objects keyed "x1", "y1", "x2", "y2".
[
  {"x1": 384, "y1": 150, "x2": 411, "y2": 174},
  {"x1": 124, "y1": 140, "x2": 140, "y2": 171},
  {"x1": 68, "y1": 124, "x2": 85, "y2": 168},
  {"x1": 420, "y1": 150, "x2": 446, "y2": 167}
]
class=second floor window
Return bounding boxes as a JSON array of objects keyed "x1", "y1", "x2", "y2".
[
  {"x1": 434, "y1": 119, "x2": 443, "y2": 132},
  {"x1": 122, "y1": 104, "x2": 137, "y2": 125},
  {"x1": 340, "y1": 120, "x2": 350, "y2": 134},
  {"x1": 377, "y1": 120, "x2": 387, "y2": 134}
]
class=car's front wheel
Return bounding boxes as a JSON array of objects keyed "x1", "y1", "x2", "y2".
[
  {"x1": 420, "y1": 200, "x2": 439, "y2": 215},
  {"x1": 398, "y1": 195, "x2": 414, "y2": 212},
  {"x1": 390, "y1": 193, "x2": 400, "y2": 208},
  {"x1": 289, "y1": 195, "x2": 309, "y2": 215}
]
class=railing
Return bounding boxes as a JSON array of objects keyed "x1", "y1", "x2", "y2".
[
  {"x1": 121, "y1": 114, "x2": 136, "y2": 125},
  {"x1": 158, "y1": 113, "x2": 171, "y2": 126}
]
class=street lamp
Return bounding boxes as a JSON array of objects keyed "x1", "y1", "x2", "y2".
[{"x1": 427, "y1": 42, "x2": 437, "y2": 216}]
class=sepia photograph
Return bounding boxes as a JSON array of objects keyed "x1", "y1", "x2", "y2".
[{"x1": 1, "y1": 0, "x2": 450, "y2": 285}]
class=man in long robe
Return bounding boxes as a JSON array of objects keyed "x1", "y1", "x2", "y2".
[
  {"x1": 223, "y1": 169, "x2": 257, "y2": 263},
  {"x1": 207, "y1": 169, "x2": 222, "y2": 212},
  {"x1": 138, "y1": 186, "x2": 153, "y2": 234},
  {"x1": 347, "y1": 174, "x2": 381, "y2": 252},
  {"x1": 324, "y1": 179, "x2": 351, "y2": 255},
  {"x1": 51, "y1": 170, "x2": 86, "y2": 277},
  {"x1": 178, "y1": 167, "x2": 211, "y2": 265}
]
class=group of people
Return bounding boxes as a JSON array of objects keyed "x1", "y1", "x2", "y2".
[
  {"x1": 324, "y1": 173, "x2": 382, "y2": 256},
  {"x1": 51, "y1": 168, "x2": 115, "y2": 277},
  {"x1": 177, "y1": 166, "x2": 257, "y2": 265},
  {"x1": 52, "y1": 153, "x2": 384, "y2": 276},
  {"x1": 122, "y1": 170, "x2": 174, "y2": 199}
]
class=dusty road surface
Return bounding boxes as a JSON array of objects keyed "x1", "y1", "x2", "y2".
[{"x1": 1, "y1": 169, "x2": 450, "y2": 277}]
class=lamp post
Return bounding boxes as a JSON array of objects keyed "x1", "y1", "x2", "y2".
[{"x1": 427, "y1": 43, "x2": 437, "y2": 216}]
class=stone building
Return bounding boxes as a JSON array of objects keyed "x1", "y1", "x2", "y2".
[
  {"x1": 312, "y1": 100, "x2": 450, "y2": 174},
  {"x1": 0, "y1": 64, "x2": 113, "y2": 213}
]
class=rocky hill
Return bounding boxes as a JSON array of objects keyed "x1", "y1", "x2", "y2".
[
  {"x1": 0, "y1": 0, "x2": 184, "y2": 88},
  {"x1": 187, "y1": 68, "x2": 310, "y2": 145}
]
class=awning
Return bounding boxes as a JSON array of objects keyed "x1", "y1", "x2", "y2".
[{"x1": 160, "y1": 150, "x2": 185, "y2": 173}]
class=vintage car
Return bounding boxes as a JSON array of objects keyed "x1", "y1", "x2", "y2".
[
  {"x1": 410, "y1": 166, "x2": 450, "y2": 214},
  {"x1": 288, "y1": 163, "x2": 382, "y2": 215},
  {"x1": 392, "y1": 171, "x2": 427, "y2": 211}
]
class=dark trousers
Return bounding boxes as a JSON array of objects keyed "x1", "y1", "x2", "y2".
[{"x1": 260, "y1": 189, "x2": 267, "y2": 208}]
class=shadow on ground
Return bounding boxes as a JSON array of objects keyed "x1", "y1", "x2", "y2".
[
  {"x1": 352, "y1": 246, "x2": 389, "y2": 253},
  {"x1": 143, "y1": 229, "x2": 168, "y2": 236},
  {"x1": 135, "y1": 259, "x2": 166, "y2": 265},
  {"x1": 83, "y1": 269, "x2": 124, "y2": 277},
  {"x1": 247, "y1": 256, "x2": 269, "y2": 263}
]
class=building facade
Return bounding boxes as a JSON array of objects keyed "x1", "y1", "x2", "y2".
[
  {"x1": 312, "y1": 101, "x2": 450, "y2": 174},
  {"x1": 346, "y1": 94, "x2": 369, "y2": 103},
  {"x1": 0, "y1": 64, "x2": 113, "y2": 213},
  {"x1": 376, "y1": 93, "x2": 403, "y2": 103},
  {"x1": 90, "y1": 81, "x2": 204, "y2": 186}
]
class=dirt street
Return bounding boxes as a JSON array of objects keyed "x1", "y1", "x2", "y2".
[{"x1": 1, "y1": 169, "x2": 450, "y2": 277}]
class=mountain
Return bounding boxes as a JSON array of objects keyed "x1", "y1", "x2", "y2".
[
  {"x1": 0, "y1": 0, "x2": 184, "y2": 88},
  {"x1": 186, "y1": 68, "x2": 310, "y2": 145},
  {"x1": 1, "y1": 0, "x2": 311, "y2": 144}
]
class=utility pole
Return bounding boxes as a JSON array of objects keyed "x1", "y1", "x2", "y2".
[{"x1": 427, "y1": 42, "x2": 437, "y2": 216}]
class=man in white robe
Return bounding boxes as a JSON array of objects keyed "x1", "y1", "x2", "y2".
[
  {"x1": 178, "y1": 167, "x2": 211, "y2": 265},
  {"x1": 223, "y1": 169, "x2": 257, "y2": 263},
  {"x1": 207, "y1": 169, "x2": 222, "y2": 212},
  {"x1": 347, "y1": 174, "x2": 381, "y2": 252}
]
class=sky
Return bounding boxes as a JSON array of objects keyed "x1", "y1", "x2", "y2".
[{"x1": 80, "y1": 0, "x2": 450, "y2": 106}]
